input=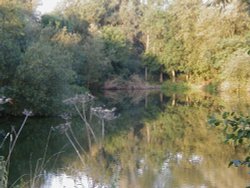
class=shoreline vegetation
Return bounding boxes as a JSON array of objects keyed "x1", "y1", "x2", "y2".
[
  {"x1": 103, "y1": 75, "x2": 161, "y2": 90},
  {"x1": 101, "y1": 76, "x2": 250, "y2": 94},
  {"x1": 0, "y1": 0, "x2": 250, "y2": 115}
]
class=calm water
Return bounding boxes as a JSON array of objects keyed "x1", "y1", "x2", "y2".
[{"x1": 0, "y1": 90, "x2": 249, "y2": 188}]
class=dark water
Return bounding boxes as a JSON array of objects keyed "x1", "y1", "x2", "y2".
[{"x1": 0, "y1": 90, "x2": 249, "y2": 188}]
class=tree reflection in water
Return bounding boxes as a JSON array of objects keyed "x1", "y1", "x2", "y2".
[
  {"x1": 3, "y1": 91, "x2": 250, "y2": 188},
  {"x1": 46, "y1": 91, "x2": 249, "y2": 188}
]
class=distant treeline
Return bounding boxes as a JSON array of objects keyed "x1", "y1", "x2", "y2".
[{"x1": 0, "y1": 0, "x2": 250, "y2": 114}]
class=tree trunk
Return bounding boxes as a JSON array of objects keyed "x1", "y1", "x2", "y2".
[
  {"x1": 146, "y1": 34, "x2": 150, "y2": 52},
  {"x1": 172, "y1": 94, "x2": 176, "y2": 106},
  {"x1": 172, "y1": 70, "x2": 176, "y2": 82},
  {"x1": 146, "y1": 125, "x2": 150, "y2": 143},
  {"x1": 185, "y1": 95, "x2": 190, "y2": 105},
  {"x1": 101, "y1": 119, "x2": 105, "y2": 140},
  {"x1": 145, "y1": 33, "x2": 150, "y2": 81},
  {"x1": 160, "y1": 92, "x2": 163, "y2": 103},
  {"x1": 145, "y1": 67, "x2": 148, "y2": 81},
  {"x1": 159, "y1": 70, "x2": 163, "y2": 83}
]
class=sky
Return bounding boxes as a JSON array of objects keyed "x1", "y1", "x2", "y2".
[{"x1": 37, "y1": 0, "x2": 62, "y2": 14}]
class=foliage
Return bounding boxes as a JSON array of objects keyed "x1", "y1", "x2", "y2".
[
  {"x1": 220, "y1": 50, "x2": 250, "y2": 92},
  {"x1": 14, "y1": 40, "x2": 76, "y2": 115},
  {"x1": 161, "y1": 81, "x2": 189, "y2": 94},
  {"x1": 80, "y1": 36, "x2": 112, "y2": 86},
  {"x1": 203, "y1": 82, "x2": 219, "y2": 94},
  {"x1": 1, "y1": 0, "x2": 250, "y2": 115},
  {"x1": 103, "y1": 74, "x2": 151, "y2": 90},
  {"x1": 0, "y1": 4, "x2": 30, "y2": 86},
  {"x1": 208, "y1": 112, "x2": 250, "y2": 168},
  {"x1": 41, "y1": 14, "x2": 89, "y2": 34},
  {"x1": 0, "y1": 109, "x2": 32, "y2": 187},
  {"x1": 101, "y1": 26, "x2": 140, "y2": 78},
  {"x1": 161, "y1": 0, "x2": 250, "y2": 82},
  {"x1": 142, "y1": 53, "x2": 161, "y2": 74}
]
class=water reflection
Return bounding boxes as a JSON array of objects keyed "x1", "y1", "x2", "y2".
[
  {"x1": 42, "y1": 172, "x2": 108, "y2": 188},
  {"x1": 1, "y1": 90, "x2": 249, "y2": 187}
]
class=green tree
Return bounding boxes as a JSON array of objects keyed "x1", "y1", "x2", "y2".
[
  {"x1": 78, "y1": 35, "x2": 112, "y2": 87},
  {"x1": 101, "y1": 26, "x2": 139, "y2": 78},
  {"x1": 0, "y1": 1, "x2": 39, "y2": 87},
  {"x1": 140, "y1": 6, "x2": 168, "y2": 82},
  {"x1": 14, "y1": 38, "x2": 76, "y2": 115}
]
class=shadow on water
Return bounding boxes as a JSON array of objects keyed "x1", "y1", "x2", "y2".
[{"x1": 0, "y1": 90, "x2": 249, "y2": 187}]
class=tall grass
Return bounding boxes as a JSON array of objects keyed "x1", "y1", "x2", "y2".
[
  {"x1": 3, "y1": 93, "x2": 118, "y2": 187},
  {"x1": 60, "y1": 93, "x2": 118, "y2": 163},
  {"x1": 0, "y1": 109, "x2": 32, "y2": 188},
  {"x1": 0, "y1": 156, "x2": 7, "y2": 188}
]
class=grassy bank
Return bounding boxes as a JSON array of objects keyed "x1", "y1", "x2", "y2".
[{"x1": 161, "y1": 81, "x2": 189, "y2": 94}]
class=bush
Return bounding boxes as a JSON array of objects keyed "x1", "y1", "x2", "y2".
[
  {"x1": 14, "y1": 41, "x2": 77, "y2": 115},
  {"x1": 220, "y1": 50, "x2": 250, "y2": 92}
]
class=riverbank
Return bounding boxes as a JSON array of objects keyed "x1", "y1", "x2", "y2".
[
  {"x1": 162, "y1": 80, "x2": 250, "y2": 95},
  {"x1": 103, "y1": 75, "x2": 161, "y2": 90}
]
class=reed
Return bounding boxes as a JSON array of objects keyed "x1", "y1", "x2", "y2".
[
  {"x1": 6, "y1": 109, "x2": 33, "y2": 164},
  {"x1": 0, "y1": 156, "x2": 7, "y2": 188}
]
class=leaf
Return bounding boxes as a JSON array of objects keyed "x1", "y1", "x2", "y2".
[
  {"x1": 222, "y1": 112, "x2": 229, "y2": 119},
  {"x1": 245, "y1": 156, "x2": 250, "y2": 162},
  {"x1": 225, "y1": 134, "x2": 234, "y2": 141},
  {"x1": 208, "y1": 116, "x2": 221, "y2": 126},
  {"x1": 207, "y1": 117, "x2": 216, "y2": 124},
  {"x1": 228, "y1": 120, "x2": 238, "y2": 127},
  {"x1": 233, "y1": 126, "x2": 239, "y2": 132},
  {"x1": 237, "y1": 130, "x2": 245, "y2": 139},
  {"x1": 214, "y1": 121, "x2": 220, "y2": 126},
  {"x1": 238, "y1": 138, "x2": 243, "y2": 144},
  {"x1": 228, "y1": 161, "x2": 234, "y2": 167}
]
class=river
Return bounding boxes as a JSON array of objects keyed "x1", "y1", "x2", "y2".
[{"x1": 0, "y1": 90, "x2": 249, "y2": 188}]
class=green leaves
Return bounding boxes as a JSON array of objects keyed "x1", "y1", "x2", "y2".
[
  {"x1": 14, "y1": 38, "x2": 77, "y2": 115},
  {"x1": 207, "y1": 115, "x2": 221, "y2": 127},
  {"x1": 208, "y1": 112, "x2": 250, "y2": 168},
  {"x1": 101, "y1": 26, "x2": 138, "y2": 77}
]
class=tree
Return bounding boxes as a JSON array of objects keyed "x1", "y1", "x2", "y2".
[
  {"x1": 140, "y1": 6, "x2": 168, "y2": 82},
  {"x1": 0, "y1": 1, "x2": 39, "y2": 87},
  {"x1": 78, "y1": 35, "x2": 112, "y2": 87},
  {"x1": 101, "y1": 25, "x2": 139, "y2": 78},
  {"x1": 14, "y1": 37, "x2": 76, "y2": 115}
]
